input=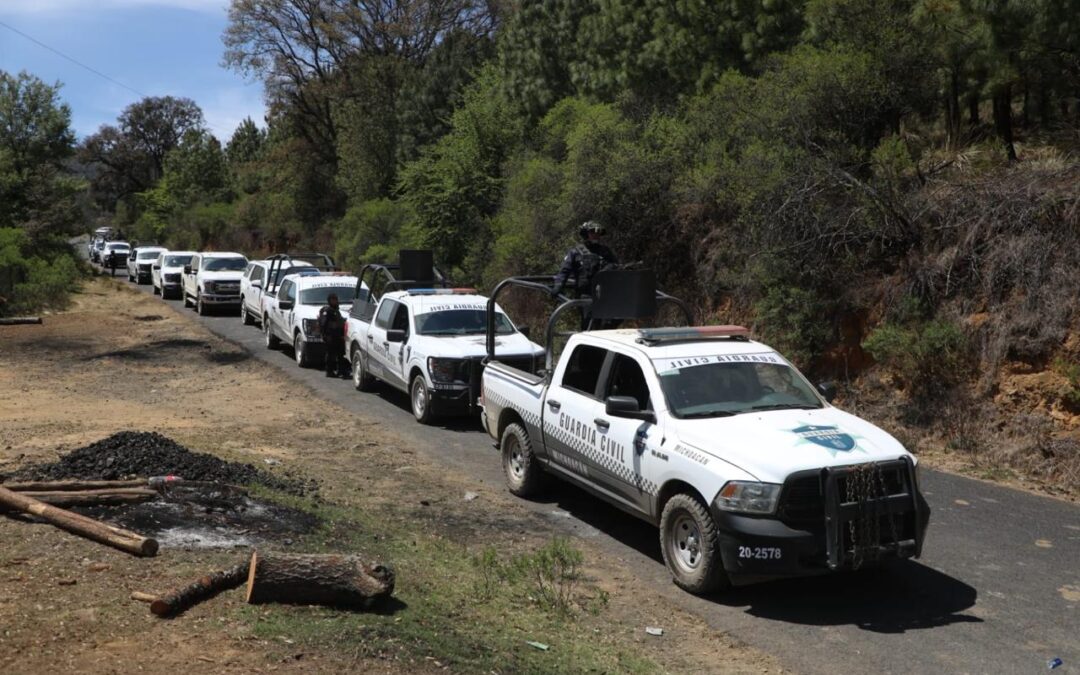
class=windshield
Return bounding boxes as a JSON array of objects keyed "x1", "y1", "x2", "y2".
[
  {"x1": 106, "y1": 244, "x2": 129, "y2": 251},
  {"x1": 202, "y1": 257, "x2": 247, "y2": 271},
  {"x1": 163, "y1": 255, "x2": 192, "y2": 267},
  {"x1": 416, "y1": 309, "x2": 515, "y2": 336},
  {"x1": 656, "y1": 357, "x2": 823, "y2": 418},
  {"x1": 137, "y1": 250, "x2": 163, "y2": 260},
  {"x1": 299, "y1": 286, "x2": 355, "y2": 305}
]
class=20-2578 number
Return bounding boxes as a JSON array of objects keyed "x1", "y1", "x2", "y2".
[{"x1": 737, "y1": 546, "x2": 782, "y2": 560}]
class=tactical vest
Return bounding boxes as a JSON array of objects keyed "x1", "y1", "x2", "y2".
[{"x1": 575, "y1": 244, "x2": 605, "y2": 292}]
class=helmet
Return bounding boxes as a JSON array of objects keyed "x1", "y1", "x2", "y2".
[{"x1": 579, "y1": 220, "x2": 606, "y2": 239}]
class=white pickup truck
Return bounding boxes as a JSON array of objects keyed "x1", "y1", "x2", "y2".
[
  {"x1": 263, "y1": 272, "x2": 360, "y2": 368},
  {"x1": 127, "y1": 246, "x2": 167, "y2": 284},
  {"x1": 346, "y1": 287, "x2": 545, "y2": 425},
  {"x1": 240, "y1": 255, "x2": 324, "y2": 326},
  {"x1": 181, "y1": 252, "x2": 248, "y2": 315},
  {"x1": 480, "y1": 323, "x2": 930, "y2": 594},
  {"x1": 152, "y1": 250, "x2": 194, "y2": 299}
]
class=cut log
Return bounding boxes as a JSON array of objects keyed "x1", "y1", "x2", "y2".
[
  {"x1": 245, "y1": 551, "x2": 394, "y2": 610},
  {"x1": 0, "y1": 486, "x2": 158, "y2": 557},
  {"x1": 4, "y1": 479, "x2": 147, "y2": 492},
  {"x1": 131, "y1": 591, "x2": 158, "y2": 603},
  {"x1": 19, "y1": 488, "x2": 158, "y2": 507},
  {"x1": 0, "y1": 317, "x2": 42, "y2": 326},
  {"x1": 150, "y1": 563, "x2": 249, "y2": 617}
]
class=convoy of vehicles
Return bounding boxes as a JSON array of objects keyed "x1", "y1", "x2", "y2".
[
  {"x1": 93, "y1": 241, "x2": 931, "y2": 596},
  {"x1": 181, "y1": 252, "x2": 248, "y2": 315},
  {"x1": 127, "y1": 246, "x2": 167, "y2": 284}
]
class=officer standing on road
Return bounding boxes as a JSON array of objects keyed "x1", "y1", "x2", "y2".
[
  {"x1": 551, "y1": 220, "x2": 618, "y2": 299},
  {"x1": 318, "y1": 293, "x2": 347, "y2": 378}
]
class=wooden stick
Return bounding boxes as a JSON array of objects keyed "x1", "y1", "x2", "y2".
[
  {"x1": 0, "y1": 317, "x2": 42, "y2": 326},
  {"x1": 4, "y1": 479, "x2": 147, "y2": 492},
  {"x1": 0, "y1": 486, "x2": 158, "y2": 557},
  {"x1": 150, "y1": 563, "x2": 249, "y2": 617},
  {"x1": 131, "y1": 591, "x2": 158, "y2": 603},
  {"x1": 19, "y1": 489, "x2": 158, "y2": 507},
  {"x1": 246, "y1": 551, "x2": 395, "y2": 610}
]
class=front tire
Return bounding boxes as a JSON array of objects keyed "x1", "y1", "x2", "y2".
[
  {"x1": 240, "y1": 298, "x2": 254, "y2": 325},
  {"x1": 659, "y1": 494, "x2": 729, "y2": 595},
  {"x1": 294, "y1": 333, "x2": 312, "y2": 368},
  {"x1": 501, "y1": 423, "x2": 545, "y2": 497},
  {"x1": 182, "y1": 288, "x2": 192, "y2": 308},
  {"x1": 410, "y1": 375, "x2": 435, "y2": 425},
  {"x1": 196, "y1": 291, "x2": 208, "y2": 315},
  {"x1": 352, "y1": 347, "x2": 375, "y2": 391},
  {"x1": 264, "y1": 319, "x2": 280, "y2": 349}
]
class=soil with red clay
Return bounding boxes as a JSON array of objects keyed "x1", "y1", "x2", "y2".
[{"x1": 0, "y1": 278, "x2": 777, "y2": 674}]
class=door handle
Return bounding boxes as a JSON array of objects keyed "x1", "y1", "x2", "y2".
[
  {"x1": 547, "y1": 400, "x2": 561, "y2": 411},
  {"x1": 594, "y1": 418, "x2": 610, "y2": 430}
]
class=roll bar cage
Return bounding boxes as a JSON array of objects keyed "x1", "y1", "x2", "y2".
[
  {"x1": 265, "y1": 252, "x2": 337, "y2": 295},
  {"x1": 484, "y1": 275, "x2": 694, "y2": 372}
]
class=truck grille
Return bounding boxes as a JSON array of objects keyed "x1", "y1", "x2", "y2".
[{"x1": 164, "y1": 273, "x2": 181, "y2": 283}]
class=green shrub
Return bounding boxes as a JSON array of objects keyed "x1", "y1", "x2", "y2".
[
  {"x1": 863, "y1": 318, "x2": 970, "y2": 401},
  {"x1": 0, "y1": 227, "x2": 81, "y2": 316},
  {"x1": 754, "y1": 284, "x2": 835, "y2": 368},
  {"x1": 1052, "y1": 358, "x2": 1080, "y2": 409}
]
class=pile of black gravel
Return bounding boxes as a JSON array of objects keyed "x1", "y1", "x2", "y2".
[{"x1": 11, "y1": 431, "x2": 316, "y2": 497}]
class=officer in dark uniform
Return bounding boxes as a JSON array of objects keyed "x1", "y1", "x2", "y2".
[
  {"x1": 551, "y1": 220, "x2": 619, "y2": 330},
  {"x1": 318, "y1": 293, "x2": 347, "y2": 377},
  {"x1": 551, "y1": 220, "x2": 618, "y2": 298}
]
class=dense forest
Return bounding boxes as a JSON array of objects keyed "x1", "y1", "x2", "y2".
[{"x1": 2, "y1": 0, "x2": 1079, "y2": 485}]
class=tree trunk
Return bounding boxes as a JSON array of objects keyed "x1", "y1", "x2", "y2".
[
  {"x1": 0, "y1": 317, "x2": 42, "y2": 326},
  {"x1": 0, "y1": 486, "x2": 158, "y2": 557},
  {"x1": 968, "y1": 93, "x2": 980, "y2": 125},
  {"x1": 992, "y1": 87, "x2": 1018, "y2": 162},
  {"x1": 245, "y1": 551, "x2": 395, "y2": 610},
  {"x1": 946, "y1": 70, "x2": 961, "y2": 149},
  {"x1": 5, "y1": 479, "x2": 147, "y2": 492},
  {"x1": 151, "y1": 562, "x2": 250, "y2": 617},
  {"x1": 18, "y1": 488, "x2": 158, "y2": 507}
]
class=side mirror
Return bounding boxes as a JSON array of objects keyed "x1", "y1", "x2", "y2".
[
  {"x1": 183, "y1": 265, "x2": 192, "y2": 274},
  {"x1": 386, "y1": 329, "x2": 406, "y2": 343},
  {"x1": 251, "y1": 280, "x2": 262, "y2": 289},
  {"x1": 152, "y1": 265, "x2": 160, "y2": 270},
  {"x1": 518, "y1": 325, "x2": 531, "y2": 338},
  {"x1": 279, "y1": 300, "x2": 294, "y2": 311},
  {"x1": 817, "y1": 381, "x2": 837, "y2": 403},
  {"x1": 605, "y1": 395, "x2": 656, "y2": 423}
]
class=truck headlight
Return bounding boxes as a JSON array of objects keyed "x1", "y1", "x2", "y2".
[
  {"x1": 429, "y1": 357, "x2": 463, "y2": 384},
  {"x1": 302, "y1": 319, "x2": 320, "y2": 337},
  {"x1": 714, "y1": 481, "x2": 781, "y2": 515}
]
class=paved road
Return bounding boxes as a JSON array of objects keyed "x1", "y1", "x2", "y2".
[{"x1": 119, "y1": 271, "x2": 1078, "y2": 674}]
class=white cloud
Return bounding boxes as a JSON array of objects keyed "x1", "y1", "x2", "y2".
[
  {"x1": 0, "y1": 0, "x2": 227, "y2": 14},
  {"x1": 195, "y1": 84, "x2": 267, "y2": 138}
]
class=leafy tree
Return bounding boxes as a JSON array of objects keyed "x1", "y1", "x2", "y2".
[{"x1": 226, "y1": 117, "x2": 266, "y2": 166}]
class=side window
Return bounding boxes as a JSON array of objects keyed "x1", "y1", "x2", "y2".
[
  {"x1": 244, "y1": 262, "x2": 254, "y2": 278},
  {"x1": 391, "y1": 303, "x2": 409, "y2": 332},
  {"x1": 604, "y1": 354, "x2": 652, "y2": 411},
  {"x1": 190, "y1": 256, "x2": 199, "y2": 271},
  {"x1": 560, "y1": 344, "x2": 608, "y2": 398},
  {"x1": 285, "y1": 281, "x2": 297, "y2": 302},
  {"x1": 252, "y1": 266, "x2": 264, "y2": 283},
  {"x1": 374, "y1": 299, "x2": 397, "y2": 328},
  {"x1": 279, "y1": 280, "x2": 292, "y2": 302}
]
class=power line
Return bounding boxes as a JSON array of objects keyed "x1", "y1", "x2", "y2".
[{"x1": 0, "y1": 19, "x2": 149, "y2": 99}]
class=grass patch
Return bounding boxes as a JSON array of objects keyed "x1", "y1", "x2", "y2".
[{"x1": 241, "y1": 485, "x2": 657, "y2": 673}]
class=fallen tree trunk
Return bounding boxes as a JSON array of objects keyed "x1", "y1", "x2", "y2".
[
  {"x1": 20, "y1": 488, "x2": 158, "y2": 507},
  {"x1": 0, "y1": 486, "x2": 158, "y2": 556},
  {"x1": 151, "y1": 562, "x2": 249, "y2": 617},
  {"x1": 246, "y1": 551, "x2": 394, "y2": 610},
  {"x1": 4, "y1": 479, "x2": 147, "y2": 492},
  {"x1": 0, "y1": 317, "x2": 42, "y2": 326}
]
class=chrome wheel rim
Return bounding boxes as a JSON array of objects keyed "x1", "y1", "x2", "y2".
[
  {"x1": 669, "y1": 513, "x2": 702, "y2": 573},
  {"x1": 352, "y1": 355, "x2": 362, "y2": 387},
  {"x1": 264, "y1": 322, "x2": 272, "y2": 346},
  {"x1": 294, "y1": 336, "x2": 303, "y2": 364}
]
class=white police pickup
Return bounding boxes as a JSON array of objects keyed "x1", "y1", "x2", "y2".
[
  {"x1": 127, "y1": 246, "x2": 167, "y2": 284},
  {"x1": 346, "y1": 288, "x2": 545, "y2": 425},
  {"x1": 152, "y1": 250, "x2": 194, "y2": 299},
  {"x1": 263, "y1": 273, "x2": 359, "y2": 368},
  {"x1": 181, "y1": 252, "x2": 249, "y2": 315},
  {"x1": 480, "y1": 325, "x2": 930, "y2": 594}
]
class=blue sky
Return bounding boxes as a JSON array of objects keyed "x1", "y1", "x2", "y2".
[{"x1": 0, "y1": 0, "x2": 266, "y2": 140}]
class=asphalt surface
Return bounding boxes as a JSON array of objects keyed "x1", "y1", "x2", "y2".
[{"x1": 111, "y1": 266, "x2": 1078, "y2": 674}]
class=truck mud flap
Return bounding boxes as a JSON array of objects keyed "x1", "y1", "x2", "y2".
[{"x1": 822, "y1": 457, "x2": 926, "y2": 570}]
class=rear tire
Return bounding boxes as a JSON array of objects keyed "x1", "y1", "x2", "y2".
[
  {"x1": 352, "y1": 347, "x2": 375, "y2": 391},
  {"x1": 501, "y1": 423, "x2": 544, "y2": 497},
  {"x1": 410, "y1": 375, "x2": 435, "y2": 425},
  {"x1": 659, "y1": 494, "x2": 729, "y2": 595}
]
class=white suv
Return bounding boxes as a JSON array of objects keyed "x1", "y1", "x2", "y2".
[{"x1": 181, "y1": 252, "x2": 249, "y2": 315}]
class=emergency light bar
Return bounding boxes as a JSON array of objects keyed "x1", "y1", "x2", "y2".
[
  {"x1": 407, "y1": 288, "x2": 478, "y2": 295},
  {"x1": 636, "y1": 325, "x2": 751, "y2": 344}
]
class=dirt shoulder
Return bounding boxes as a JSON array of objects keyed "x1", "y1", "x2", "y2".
[{"x1": 0, "y1": 278, "x2": 779, "y2": 674}]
